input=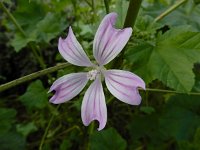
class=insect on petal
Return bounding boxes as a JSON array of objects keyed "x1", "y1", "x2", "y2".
[
  {"x1": 104, "y1": 69, "x2": 145, "y2": 105},
  {"x1": 93, "y1": 12, "x2": 132, "y2": 66},
  {"x1": 81, "y1": 77, "x2": 107, "y2": 131},
  {"x1": 58, "y1": 27, "x2": 94, "y2": 67},
  {"x1": 49, "y1": 73, "x2": 88, "y2": 104}
]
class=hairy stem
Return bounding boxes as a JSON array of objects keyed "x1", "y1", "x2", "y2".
[
  {"x1": 154, "y1": 0, "x2": 187, "y2": 22},
  {"x1": 0, "y1": 63, "x2": 70, "y2": 92}
]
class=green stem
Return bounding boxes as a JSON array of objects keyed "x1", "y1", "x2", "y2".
[
  {"x1": 85, "y1": 0, "x2": 92, "y2": 7},
  {"x1": 0, "y1": 63, "x2": 70, "y2": 92},
  {"x1": 0, "y1": 2, "x2": 26, "y2": 36},
  {"x1": 91, "y1": 0, "x2": 96, "y2": 22},
  {"x1": 39, "y1": 105, "x2": 60, "y2": 150},
  {"x1": 154, "y1": 0, "x2": 187, "y2": 22},
  {"x1": 29, "y1": 43, "x2": 46, "y2": 69},
  {"x1": 91, "y1": 0, "x2": 95, "y2": 11},
  {"x1": 86, "y1": 122, "x2": 95, "y2": 150},
  {"x1": 112, "y1": 0, "x2": 142, "y2": 69},
  {"x1": 104, "y1": 0, "x2": 110, "y2": 14},
  {"x1": 0, "y1": 2, "x2": 46, "y2": 69},
  {"x1": 123, "y1": 0, "x2": 142, "y2": 28},
  {"x1": 141, "y1": 88, "x2": 200, "y2": 95}
]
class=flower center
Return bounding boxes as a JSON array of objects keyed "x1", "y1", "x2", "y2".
[{"x1": 87, "y1": 69, "x2": 98, "y2": 80}]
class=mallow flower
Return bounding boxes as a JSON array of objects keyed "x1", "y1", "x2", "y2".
[{"x1": 49, "y1": 12, "x2": 145, "y2": 130}]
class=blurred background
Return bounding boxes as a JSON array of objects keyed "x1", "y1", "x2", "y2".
[{"x1": 1, "y1": 0, "x2": 200, "y2": 149}]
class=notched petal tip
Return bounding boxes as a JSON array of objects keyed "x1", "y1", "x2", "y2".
[
  {"x1": 83, "y1": 119, "x2": 106, "y2": 131},
  {"x1": 58, "y1": 36, "x2": 64, "y2": 44},
  {"x1": 93, "y1": 12, "x2": 133, "y2": 65},
  {"x1": 104, "y1": 69, "x2": 145, "y2": 106},
  {"x1": 97, "y1": 122, "x2": 105, "y2": 131},
  {"x1": 58, "y1": 27, "x2": 93, "y2": 67},
  {"x1": 59, "y1": 26, "x2": 73, "y2": 41},
  {"x1": 81, "y1": 78, "x2": 107, "y2": 131},
  {"x1": 107, "y1": 12, "x2": 117, "y2": 25},
  {"x1": 48, "y1": 73, "x2": 88, "y2": 104},
  {"x1": 49, "y1": 92, "x2": 58, "y2": 104},
  {"x1": 138, "y1": 81, "x2": 146, "y2": 90}
]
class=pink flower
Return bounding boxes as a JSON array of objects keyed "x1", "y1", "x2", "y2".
[{"x1": 49, "y1": 12, "x2": 145, "y2": 130}]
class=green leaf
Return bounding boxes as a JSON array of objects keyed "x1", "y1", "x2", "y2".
[
  {"x1": 178, "y1": 127, "x2": 200, "y2": 150},
  {"x1": 13, "y1": 0, "x2": 46, "y2": 27},
  {"x1": 16, "y1": 122, "x2": 38, "y2": 137},
  {"x1": 140, "y1": 106, "x2": 155, "y2": 114},
  {"x1": 159, "y1": 94, "x2": 200, "y2": 141},
  {"x1": 0, "y1": 108, "x2": 17, "y2": 134},
  {"x1": 90, "y1": 128, "x2": 127, "y2": 150},
  {"x1": 194, "y1": 0, "x2": 200, "y2": 4},
  {"x1": 35, "y1": 12, "x2": 68, "y2": 43},
  {"x1": 0, "y1": 131, "x2": 26, "y2": 150},
  {"x1": 126, "y1": 28, "x2": 200, "y2": 92},
  {"x1": 128, "y1": 114, "x2": 162, "y2": 143},
  {"x1": 128, "y1": 94, "x2": 200, "y2": 148},
  {"x1": 59, "y1": 139, "x2": 72, "y2": 150},
  {"x1": 10, "y1": 32, "x2": 37, "y2": 52},
  {"x1": 8, "y1": 0, "x2": 68, "y2": 52},
  {"x1": 160, "y1": 107, "x2": 200, "y2": 140},
  {"x1": 142, "y1": 1, "x2": 200, "y2": 31},
  {"x1": 50, "y1": 0, "x2": 71, "y2": 11},
  {"x1": 126, "y1": 41, "x2": 155, "y2": 83},
  {"x1": 19, "y1": 80, "x2": 48, "y2": 109},
  {"x1": 11, "y1": 12, "x2": 67, "y2": 51}
]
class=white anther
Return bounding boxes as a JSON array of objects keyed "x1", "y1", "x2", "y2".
[{"x1": 87, "y1": 70, "x2": 98, "y2": 80}]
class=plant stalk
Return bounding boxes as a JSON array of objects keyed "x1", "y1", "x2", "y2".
[
  {"x1": 123, "y1": 0, "x2": 142, "y2": 28},
  {"x1": 39, "y1": 105, "x2": 60, "y2": 150},
  {"x1": 0, "y1": 2, "x2": 26, "y2": 36},
  {"x1": 86, "y1": 122, "x2": 95, "y2": 150},
  {"x1": 0, "y1": 63, "x2": 70, "y2": 92},
  {"x1": 154, "y1": 0, "x2": 187, "y2": 22},
  {"x1": 104, "y1": 0, "x2": 110, "y2": 14},
  {"x1": 141, "y1": 88, "x2": 200, "y2": 95}
]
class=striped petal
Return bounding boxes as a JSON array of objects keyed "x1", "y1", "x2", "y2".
[
  {"x1": 58, "y1": 27, "x2": 94, "y2": 67},
  {"x1": 81, "y1": 77, "x2": 107, "y2": 131},
  {"x1": 93, "y1": 12, "x2": 132, "y2": 66},
  {"x1": 49, "y1": 73, "x2": 88, "y2": 104},
  {"x1": 104, "y1": 69, "x2": 145, "y2": 105}
]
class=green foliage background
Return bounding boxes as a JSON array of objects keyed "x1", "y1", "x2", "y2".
[{"x1": 0, "y1": 0, "x2": 200, "y2": 149}]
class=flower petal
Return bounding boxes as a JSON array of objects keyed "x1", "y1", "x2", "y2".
[
  {"x1": 93, "y1": 12, "x2": 132, "y2": 65},
  {"x1": 104, "y1": 69, "x2": 145, "y2": 105},
  {"x1": 81, "y1": 77, "x2": 107, "y2": 131},
  {"x1": 58, "y1": 27, "x2": 93, "y2": 66},
  {"x1": 49, "y1": 73, "x2": 88, "y2": 104}
]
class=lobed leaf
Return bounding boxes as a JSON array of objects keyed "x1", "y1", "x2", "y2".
[
  {"x1": 90, "y1": 128, "x2": 127, "y2": 150},
  {"x1": 126, "y1": 28, "x2": 200, "y2": 92},
  {"x1": 19, "y1": 80, "x2": 48, "y2": 109}
]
